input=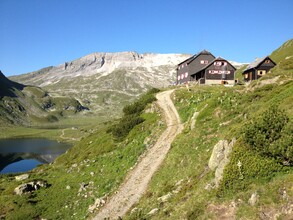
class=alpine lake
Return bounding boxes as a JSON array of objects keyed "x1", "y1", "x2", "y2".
[{"x1": 0, "y1": 138, "x2": 71, "y2": 174}]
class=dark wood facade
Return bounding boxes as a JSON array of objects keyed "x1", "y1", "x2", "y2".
[
  {"x1": 176, "y1": 50, "x2": 215, "y2": 84},
  {"x1": 176, "y1": 50, "x2": 236, "y2": 85},
  {"x1": 203, "y1": 58, "x2": 236, "y2": 84},
  {"x1": 242, "y1": 56, "x2": 276, "y2": 81}
]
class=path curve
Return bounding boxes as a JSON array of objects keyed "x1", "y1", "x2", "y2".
[{"x1": 92, "y1": 90, "x2": 183, "y2": 220}]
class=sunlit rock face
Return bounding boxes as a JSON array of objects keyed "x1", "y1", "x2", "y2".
[{"x1": 10, "y1": 52, "x2": 190, "y2": 119}]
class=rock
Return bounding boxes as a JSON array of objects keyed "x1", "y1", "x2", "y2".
[
  {"x1": 88, "y1": 204, "x2": 96, "y2": 213},
  {"x1": 147, "y1": 208, "x2": 159, "y2": 215},
  {"x1": 78, "y1": 182, "x2": 88, "y2": 192},
  {"x1": 15, "y1": 174, "x2": 29, "y2": 181},
  {"x1": 14, "y1": 183, "x2": 34, "y2": 195},
  {"x1": 209, "y1": 138, "x2": 236, "y2": 187},
  {"x1": 88, "y1": 198, "x2": 106, "y2": 213},
  {"x1": 175, "y1": 179, "x2": 184, "y2": 186},
  {"x1": 14, "y1": 180, "x2": 48, "y2": 195},
  {"x1": 208, "y1": 140, "x2": 229, "y2": 170},
  {"x1": 248, "y1": 192, "x2": 259, "y2": 206},
  {"x1": 90, "y1": 172, "x2": 95, "y2": 177},
  {"x1": 130, "y1": 207, "x2": 139, "y2": 214},
  {"x1": 158, "y1": 192, "x2": 172, "y2": 203},
  {"x1": 66, "y1": 185, "x2": 71, "y2": 190},
  {"x1": 190, "y1": 112, "x2": 199, "y2": 130},
  {"x1": 204, "y1": 183, "x2": 214, "y2": 190},
  {"x1": 279, "y1": 187, "x2": 288, "y2": 200}
]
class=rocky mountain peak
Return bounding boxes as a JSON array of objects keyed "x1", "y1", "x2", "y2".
[{"x1": 9, "y1": 51, "x2": 190, "y2": 121}]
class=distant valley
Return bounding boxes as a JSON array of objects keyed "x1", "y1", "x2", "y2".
[{"x1": 0, "y1": 71, "x2": 86, "y2": 126}]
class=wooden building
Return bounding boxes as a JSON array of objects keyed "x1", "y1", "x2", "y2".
[
  {"x1": 176, "y1": 50, "x2": 215, "y2": 84},
  {"x1": 176, "y1": 50, "x2": 236, "y2": 85},
  {"x1": 197, "y1": 57, "x2": 236, "y2": 85},
  {"x1": 242, "y1": 56, "x2": 276, "y2": 81}
]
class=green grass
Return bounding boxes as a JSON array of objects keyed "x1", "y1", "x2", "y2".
[
  {"x1": 0, "y1": 115, "x2": 109, "y2": 144},
  {"x1": 125, "y1": 78, "x2": 293, "y2": 219},
  {"x1": 234, "y1": 64, "x2": 248, "y2": 83},
  {"x1": 0, "y1": 91, "x2": 165, "y2": 219},
  {"x1": 1, "y1": 39, "x2": 292, "y2": 220},
  {"x1": 271, "y1": 38, "x2": 293, "y2": 63}
]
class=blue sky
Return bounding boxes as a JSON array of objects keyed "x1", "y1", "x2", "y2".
[{"x1": 0, "y1": 0, "x2": 292, "y2": 76}]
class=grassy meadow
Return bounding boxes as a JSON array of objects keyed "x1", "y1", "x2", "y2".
[
  {"x1": 0, "y1": 39, "x2": 292, "y2": 219},
  {"x1": 0, "y1": 89, "x2": 165, "y2": 219},
  {"x1": 125, "y1": 73, "x2": 293, "y2": 219}
]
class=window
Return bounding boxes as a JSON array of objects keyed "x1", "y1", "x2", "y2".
[
  {"x1": 200, "y1": 60, "x2": 208, "y2": 64},
  {"x1": 178, "y1": 66, "x2": 180, "y2": 70},
  {"x1": 265, "y1": 59, "x2": 270, "y2": 63},
  {"x1": 178, "y1": 75, "x2": 180, "y2": 81},
  {"x1": 214, "y1": 61, "x2": 227, "y2": 66},
  {"x1": 258, "y1": 70, "x2": 266, "y2": 76},
  {"x1": 245, "y1": 73, "x2": 248, "y2": 79},
  {"x1": 185, "y1": 72, "x2": 188, "y2": 78},
  {"x1": 214, "y1": 61, "x2": 222, "y2": 66}
]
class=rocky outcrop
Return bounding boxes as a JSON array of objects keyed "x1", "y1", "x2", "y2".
[
  {"x1": 248, "y1": 192, "x2": 259, "y2": 206},
  {"x1": 14, "y1": 180, "x2": 49, "y2": 195},
  {"x1": 88, "y1": 197, "x2": 106, "y2": 213},
  {"x1": 15, "y1": 174, "x2": 29, "y2": 181},
  {"x1": 208, "y1": 138, "x2": 236, "y2": 187}
]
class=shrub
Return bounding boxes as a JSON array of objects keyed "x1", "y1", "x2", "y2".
[
  {"x1": 109, "y1": 88, "x2": 160, "y2": 140},
  {"x1": 243, "y1": 105, "x2": 292, "y2": 164},
  {"x1": 123, "y1": 88, "x2": 159, "y2": 115},
  {"x1": 218, "y1": 141, "x2": 283, "y2": 195},
  {"x1": 109, "y1": 115, "x2": 145, "y2": 141}
]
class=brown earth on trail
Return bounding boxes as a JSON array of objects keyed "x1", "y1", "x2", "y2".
[{"x1": 92, "y1": 90, "x2": 183, "y2": 219}]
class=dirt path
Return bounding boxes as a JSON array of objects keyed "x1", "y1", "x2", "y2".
[
  {"x1": 92, "y1": 90, "x2": 183, "y2": 220},
  {"x1": 60, "y1": 128, "x2": 80, "y2": 142}
]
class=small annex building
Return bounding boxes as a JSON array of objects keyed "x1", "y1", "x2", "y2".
[
  {"x1": 242, "y1": 56, "x2": 276, "y2": 81},
  {"x1": 176, "y1": 50, "x2": 236, "y2": 85}
]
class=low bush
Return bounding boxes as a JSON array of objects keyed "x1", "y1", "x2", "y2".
[
  {"x1": 109, "y1": 88, "x2": 160, "y2": 140},
  {"x1": 123, "y1": 88, "x2": 159, "y2": 115},
  {"x1": 218, "y1": 140, "x2": 284, "y2": 196},
  {"x1": 243, "y1": 105, "x2": 292, "y2": 164},
  {"x1": 218, "y1": 105, "x2": 292, "y2": 196},
  {"x1": 109, "y1": 115, "x2": 145, "y2": 141}
]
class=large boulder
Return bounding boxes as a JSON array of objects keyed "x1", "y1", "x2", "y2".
[
  {"x1": 208, "y1": 138, "x2": 236, "y2": 187},
  {"x1": 14, "y1": 180, "x2": 48, "y2": 195}
]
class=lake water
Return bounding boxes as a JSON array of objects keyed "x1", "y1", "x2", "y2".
[{"x1": 0, "y1": 138, "x2": 71, "y2": 174}]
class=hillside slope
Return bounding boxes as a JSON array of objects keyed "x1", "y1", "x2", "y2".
[
  {"x1": 94, "y1": 90, "x2": 183, "y2": 219},
  {"x1": 0, "y1": 71, "x2": 86, "y2": 126},
  {"x1": 271, "y1": 38, "x2": 293, "y2": 63},
  {"x1": 122, "y1": 40, "x2": 293, "y2": 220},
  {"x1": 0, "y1": 40, "x2": 291, "y2": 219}
]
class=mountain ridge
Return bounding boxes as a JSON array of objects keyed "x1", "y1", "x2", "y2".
[
  {"x1": 9, "y1": 52, "x2": 192, "y2": 121},
  {"x1": 0, "y1": 71, "x2": 87, "y2": 125},
  {"x1": 9, "y1": 51, "x2": 248, "y2": 121}
]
